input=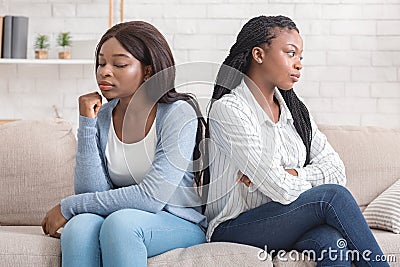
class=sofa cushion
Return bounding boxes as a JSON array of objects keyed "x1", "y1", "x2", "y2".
[
  {"x1": 0, "y1": 119, "x2": 76, "y2": 226},
  {"x1": 148, "y1": 242, "x2": 273, "y2": 266},
  {"x1": 0, "y1": 227, "x2": 273, "y2": 267},
  {"x1": 272, "y1": 250, "x2": 316, "y2": 267},
  {"x1": 363, "y1": 179, "x2": 400, "y2": 234},
  {"x1": 0, "y1": 226, "x2": 61, "y2": 266},
  {"x1": 0, "y1": 227, "x2": 396, "y2": 267},
  {"x1": 319, "y1": 125, "x2": 400, "y2": 210},
  {"x1": 372, "y1": 229, "x2": 400, "y2": 264}
]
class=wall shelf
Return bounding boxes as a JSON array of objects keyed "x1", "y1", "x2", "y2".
[{"x1": 0, "y1": 59, "x2": 94, "y2": 64}]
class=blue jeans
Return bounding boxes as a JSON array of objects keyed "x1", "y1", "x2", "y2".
[
  {"x1": 211, "y1": 184, "x2": 389, "y2": 267},
  {"x1": 61, "y1": 209, "x2": 206, "y2": 267}
]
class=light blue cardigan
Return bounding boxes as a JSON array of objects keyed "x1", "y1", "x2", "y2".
[{"x1": 60, "y1": 98, "x2": 207, "y2": 228}]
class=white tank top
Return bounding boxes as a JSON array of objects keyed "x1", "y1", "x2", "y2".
[{"x1": 105, "y1": 118, "x2": 157, "y2": 187}]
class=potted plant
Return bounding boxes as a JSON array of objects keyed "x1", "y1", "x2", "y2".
[
  {"x1": 34, "y1": 34, "x2": 50, "y2": 59},
  {"x1": 57, "y1": 32, "x2": 72, "y2": 59}
]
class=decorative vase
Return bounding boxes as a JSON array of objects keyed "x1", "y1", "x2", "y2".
[{"x1": 35, "y1": 50, "x2": 48, "y2": 59}]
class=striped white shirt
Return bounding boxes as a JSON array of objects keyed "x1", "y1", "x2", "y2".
[{"x1": 205, "y1": 80, "x2": 346, "y2": 241}]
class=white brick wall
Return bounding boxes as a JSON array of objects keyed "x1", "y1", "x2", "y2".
[{"x1": 0, "y1": 0, "x2": 399, "y2": 131}]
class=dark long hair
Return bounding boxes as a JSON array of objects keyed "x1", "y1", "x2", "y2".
[
  {"x1": 203, "y1": 16, "x2": 312, "y2": 207},
  {"x1": 95, "y1": 21, "x2": 206, "y2": 188}
]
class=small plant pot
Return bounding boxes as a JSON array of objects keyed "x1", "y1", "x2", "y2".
[
  {"x1": 35, "y1": 50, "x2": 48, "y2": 59},
  {"x1": 58, "y1": 51, "x2": 71, "y2": 59}
]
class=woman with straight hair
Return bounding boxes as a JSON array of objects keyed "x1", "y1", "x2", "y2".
[
  {"x1": 41, "y1": 21, "x2": 207, "y2": 267},
  {"x1": 205, "y1": 15, "x2": 388, "y2": 266}
]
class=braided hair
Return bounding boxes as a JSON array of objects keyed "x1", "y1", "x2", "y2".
[{"x1": 202, "y1": 16, "x2": 312, "y2": 209}]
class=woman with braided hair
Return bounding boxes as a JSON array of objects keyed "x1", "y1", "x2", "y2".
[{"x1": 205, "y1": 15, "x2": 388, "y2": 266}]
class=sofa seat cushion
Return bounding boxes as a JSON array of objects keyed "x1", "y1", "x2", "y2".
[
  {"x1": 0, "y1": 227, "x2": 273, "y2": 267},
  {"x1": 147, "y1": 242, "x2": 273, "y2": 266},
  {"x1": 0, "y1": 226, "x2": 60, "y2": 267},
  {"x1": 272, "y1": 250, "x2": 316, "y2": 267},
  {"x1": 372, "y1": 229, "x2": 400, "y2": 264},
  {"x1": 0, "y1": 228, "x2": 396, "y2": 267}
]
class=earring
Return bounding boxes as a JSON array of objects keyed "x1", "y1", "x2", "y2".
[{"x1": 257, "y1": 59, "x2": 262, "y2": 64}]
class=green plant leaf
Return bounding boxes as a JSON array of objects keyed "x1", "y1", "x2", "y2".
[
  {"x1": 34, "y1": 34, "x2": 50, "y2": 50},
  {"x1": 57, "y1": 32, "x2": 72, "y2": 48}
]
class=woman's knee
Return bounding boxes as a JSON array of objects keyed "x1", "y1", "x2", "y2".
[
  {"x1": 316, "y1": 184, "x2": 353, "y2": 200},
  {"x1": 61, "y1": 213, "x2": 104, "y2": 247},
  {"x1": 99, "y1": 209, "x2": 145, "y2": 243}
]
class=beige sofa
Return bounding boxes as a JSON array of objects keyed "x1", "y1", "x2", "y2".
[{"x1": 0, "y1": 119, "x2": 399, "y2": 267}]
